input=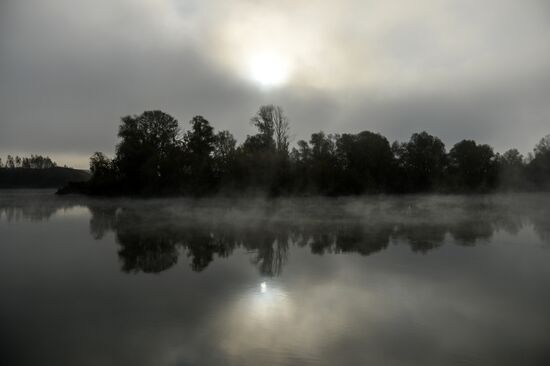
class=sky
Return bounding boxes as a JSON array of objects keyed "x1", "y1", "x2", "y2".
[{"x1": 1, "y1": 0, "x2": 549, "y2": 169}]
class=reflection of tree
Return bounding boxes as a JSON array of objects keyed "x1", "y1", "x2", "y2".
[
  {"x1": 450, "y1": 220, "x2": 493, "y2": 245},
  {"x1": 334, "y1": 224, "x2": 393, "y2": 256},
  {"x1": 88, "y1": 205, "x2": 118, "y2": 239},
  {"x1": 82, "y1": 202, "x2": 534, "y2": 275},
  {"x1": 118, "y1": 232, "x2": 179, "y2": 273},
  {"x1": 7, "y1": 194, "x2": 550, "y2": 275},
  {"x1": 532, "y1": 209, "x2": 550, "y2": 245},
  {"x1": 60, "y1": 196, "x2": 548, "y2": 274},
  {"x1": 184, "y1": 229, "x2": 235, "y2": 272},
  {"x1": 251, "y1": 238, "x2": 288, "y2": 277},
  {"x1": 0, "y1": 204, "x2": 62, "y2": 222},
  {"x1": 394, "y1": 224, "x2": 446, "y2": 253}
]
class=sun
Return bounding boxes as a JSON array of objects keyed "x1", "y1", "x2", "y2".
[{"x1": 247, "y1": 51, "x2": 290, "y2": 88}]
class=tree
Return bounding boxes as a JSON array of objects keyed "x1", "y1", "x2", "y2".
[
  {"x1": 21, "y1": 157, "x2": 29, "y2": 168},
  {"x1": 212, "y1": 130, "x2": 237, "y2": 184},
  {"x1": 394, "y1": 132, "x2": 447, "y2": 191},
  {"x1": 115, "y1": 110, "x2": 182, "y2": 194},
  {"x1": 90, "y1": 152, "x2": 111, "y2": 174},
  {"x1": 534, "y1": 134, "x2": 550, "y2": 156},
  {"x1": 497, "y1": 149, "x2": 526, "y2": 190},
  {"x1": 448, "y1": 140, "x2": 497, "y2": 191},
  {"x1": 527, "y1": 134, "x2": 550, "y2": 190},
  {"x1": 250, "y1": 105, "x2": 276, "y2": 152},
  {"x1": 273, "y1": 106, "x2": 290, "y2": 154},
  {"x1": 14, "y1": 156, "x2": 21, "y2": 168},
  {"x1": 183, "y1": 116, "x2": 216, "y2": 195},
  {"x1": 249, "y1": 104, "x2": 289, "y2": 153},
  {"x1": 335, "y1": 131, "x2": 395, "y2": 193},
  {"x1": 57, "y1": 105, "x2": 550, "y2": 196},
  {"x1": 6, "y1": 155, "x2": 14, "y2": 169},
  {"x1": 89, "y1": 152, "x2": 117, "y2": 193},
  {"x1": 293, "y1": 132, "x2": 339, "y2": 194},
  {"x1": 239, "y1": 105, "x2": 292, "y2": 193}
]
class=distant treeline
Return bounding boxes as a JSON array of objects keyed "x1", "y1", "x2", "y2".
[
  {"x1": 0, "y1": 155, "x2": 90, "y2": 188},
  {"x1": 59, "y1": 106, "x2": 550, "y2": 196},
  {"x1": 0, "y1": 154, "x2": 57, "y2": 169}
]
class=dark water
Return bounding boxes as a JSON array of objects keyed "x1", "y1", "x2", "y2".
[{"x1": 1, "y1": 190, "x2": 549, "y2": 366}]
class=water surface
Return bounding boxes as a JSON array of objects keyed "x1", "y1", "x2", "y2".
[{"x1": 1, "y1": 190, "x2": 549, "y2": 365}]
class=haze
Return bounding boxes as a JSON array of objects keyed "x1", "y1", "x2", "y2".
[{"x1": 1, "y1": 0, "x2": 550, "y2": 168}]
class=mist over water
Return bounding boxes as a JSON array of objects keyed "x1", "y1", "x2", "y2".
[{"x1": 1, "y1": 190, "x2": 550, "y2": 365}]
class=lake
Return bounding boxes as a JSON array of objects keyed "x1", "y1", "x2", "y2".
[{"x1": 1, "y1": 190, "x2": 549, "y2": 365}]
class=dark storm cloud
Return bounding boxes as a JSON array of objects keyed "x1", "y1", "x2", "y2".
[{"x1": 1, "y1": 0, "x2": 549, "y2": 168}]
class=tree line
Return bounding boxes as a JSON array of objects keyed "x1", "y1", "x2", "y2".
[
  {"x1": 0, "y1": 154, "x2": 58, "y2": 169},
  {"x1": 0, "y1": 153, "x2": 89, "y2": 188},
  {"x1": 65, "y1": 105, "x2": 550, "y2": 196}
]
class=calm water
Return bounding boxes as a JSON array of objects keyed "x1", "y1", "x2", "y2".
[{"x1": 1, "y1": 190, "x2": 549, "y2": 366}]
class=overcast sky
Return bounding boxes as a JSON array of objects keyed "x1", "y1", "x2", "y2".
[{"x1": 1, "y1": 0, "x2": 549, "y2": 168}]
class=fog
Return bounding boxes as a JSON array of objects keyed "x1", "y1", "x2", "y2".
[
  {"x1": 2, "y1": 191, "x2": 550, "y2": 274},
  {"x1": 1, "y1": 192, "x2": 550, "y2": 365}
]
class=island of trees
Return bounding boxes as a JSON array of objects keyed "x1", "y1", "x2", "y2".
[
  {"x1": 58, "y1": 106, "x2": 550, "y2": 196},
  {"x1": 0, "y1": 154, "x2": 90, "y2": 188}
]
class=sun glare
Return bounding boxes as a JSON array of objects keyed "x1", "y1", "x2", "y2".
[{"x1": 247, "y1": 51, "x2": 290, "y2": 88}]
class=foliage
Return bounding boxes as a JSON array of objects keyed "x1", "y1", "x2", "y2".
[
  {"x1": 1, "y1": 154, "x2": 57, "y2": 169},
  {"x1": 526, "y1": 134, "x2": 550, "y2": 190},
  {"x1": 447, "y1": 140, "x2": 498, "y2": 191},
  {"x1": 56, "y1": 107, "x2": 550, "y2": 196},
  {"x1": 393, "y1": 132, "x2": 447, "y2": 192}
]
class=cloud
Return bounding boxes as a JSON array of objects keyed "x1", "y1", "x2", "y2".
[{"x1": 1, "y1": 0, "x2": 549, "y2": 168}]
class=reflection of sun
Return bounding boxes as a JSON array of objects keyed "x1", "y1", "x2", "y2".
[{"x1": 247, "y1": 50, "x2": 290, "y2": 88}]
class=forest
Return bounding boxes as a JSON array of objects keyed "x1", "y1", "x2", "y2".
[
  {"x1": 58, "y1": 106, "x2": 550, "y2": 196},
  {"x1": 0, "y1": 155, "x2": 90, "y2": 188}
]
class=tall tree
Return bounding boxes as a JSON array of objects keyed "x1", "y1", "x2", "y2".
[
  {"x1": 394, "y1": 132, "x2": 447, "y2": 191},
  {"x1": 115, "y1": 110, "x2": 181, "y2": 194},
  {"x1": 240, "y1": 105, "x2": 292, "y2": 193},
  {"x1": 497, "y1": 149, "x2": 526, "y2": 190},
  {"x1": 527, "y1": 134, "x2": 550, "y2": 190},
  {"x1": 212, "y1": 130, "x2": 237, "y2": 185},
  {"x1": 184, "y1": 116, "x2": 216, "y2": 195},
  {"x1": 448, "y1": 140, "x2": 497, "y2": 191},
  {"x1": 336, "y1": 131, "x2": 395, "y2": 193},
  {"x1": 89, "y1": 152, "x2": 117, "y2": 193},
  {"x1": 250, "y1": 105, "x2": 276, "y2": 152},
  {"x1": 272, "y1": 105, "x2": 290, "y2": 154},
  {"x1": 248, "y1": 104, "x2": 290, "y2": 154}
]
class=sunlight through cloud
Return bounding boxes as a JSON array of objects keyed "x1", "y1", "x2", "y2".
[{"x1": 247, "y1": 51, "x2": 291, "y2": 88}]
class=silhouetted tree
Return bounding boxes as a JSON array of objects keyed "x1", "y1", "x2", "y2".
[
  {"x1": 115, "y1": 110, "x2": 182, "y2": 194},
  {"x1": 497, "y1": 149, "x2": 526, "y2": 190},
  {"x1": 88, "y1": 152, "x2": 117, "y2": 194},
  {"x1": 213, "y1": 130, "x2": 237, "y2": 188},
  {"x1": 272, "y1": 105, "x2": 290, "y2": 154},
  {"x1": 249, "y1": 105, "x2": 277, "y2": 152},
  {"x1": 237, "y1": 105, "x2": 292, "y2": 193},
  {"x1": 184, "y1": 116, "x2": 216, "y2": 195},
  {"x1": 527, "y1": 134, "x2": 550, "y2": 190},
  {"x1": 447, "y1": 140, "x2": 497, "y2": 191},
  {"x1": 61, "y1": 106, "x2": 550, "y2": 196},
  {"x1": 6, "y1": 155, "x2": 14, "y2": 169},
  {"x1": 335, "y1": 131, "x2": 395, "y2": 193},
  {"x1": 393, "y1": 132, "x2": 447, "y2": 191},
  {"x1": 292, "y1": 132, "x2": 339, "y2": 194}
]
